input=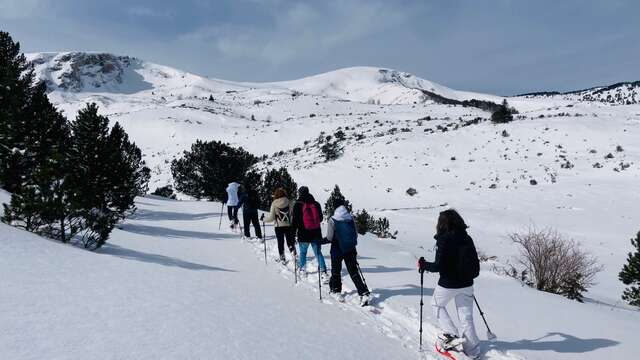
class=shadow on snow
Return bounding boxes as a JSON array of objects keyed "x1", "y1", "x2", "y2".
[
  {"x1": 130, "y1": 209, "x2": 219, "y2": 221},
  {"x1": 98, "y1": 244, "x2": 236, "y2": 272},
  {"x1": 488, "y1": 332, "x2": 619, "y2": 354},
  {"x1": 117, "y1": 223, "x2": 235, "y2": 240},
  {"x1": 374, "y1": 284, "x2": 434, "y2": 302}
]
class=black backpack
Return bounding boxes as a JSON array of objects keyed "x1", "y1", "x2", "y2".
[{"x1": 457, "y1": 238, "x2": 480, "y2": 280}]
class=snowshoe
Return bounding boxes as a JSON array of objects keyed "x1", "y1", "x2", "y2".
[
  {"x1": 330, "y1": 291, "x2": 345, "y2": 302},
  {"x1": 437, "y1": 333, "x2": 465, "y2": 352},
  {"x1": 360, "y1": 293, "x2": 372, "y2": 307},
  {"x1": 321, "y1": 271, "x2": 330, "y2": 284}
]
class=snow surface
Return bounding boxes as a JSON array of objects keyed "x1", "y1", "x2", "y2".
[{"x1": 2, "y1": 52, "x2": 639, "y2": 359}]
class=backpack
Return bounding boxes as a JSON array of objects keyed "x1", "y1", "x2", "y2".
[
  {"x1": 457, "y1": 239, "x2": 480, "y2": 280},
  {"x1": 334, "y1": 219, "x2": 358, "y2": 253},
  {"x1": 301, "y1": 202, "x2": 321, "y2": 230},
  {"x1": 275, "y1": 205, "x2": 290, "y2": 225}
]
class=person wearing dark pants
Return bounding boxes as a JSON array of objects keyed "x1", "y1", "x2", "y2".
[
  {"x1": 263, "y1": 188, "x2": 296, "y2": 262},
  {"x1": 243, "y1": 211, "x2": 262, "y2": 239},
  {"x1": 238, "y1": 188, "x2": 262, "y2": 239},
  {"x1": 325, "y1": 198, "x2": 371, "y2": 306},
  {"x1": 329, "y1": 249, "x2": 368, "y2": 296}
]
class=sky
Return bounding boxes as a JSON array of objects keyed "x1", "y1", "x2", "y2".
[{"x1": 1, "y1": 0, "x2": 639, "y2": 95}]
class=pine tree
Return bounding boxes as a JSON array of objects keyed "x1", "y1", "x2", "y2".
[
  {"x1": 0, "y1": 31, "x2": 36, "y2": 192},
  {"x1": 2, "y1": 81, "x2": 73, "y2": 241},
  {"x1": 171, "y1": 140, "x2": 257, "y2": 201},
  {"x1": 491, "y1": 99, "x2": 514, "y2": 124},
  {"x1": 324, "y1": 185, "x2": 352, "y2": 218},
  {"x1": 619, "y1": 231, "x2": 640, "y2": 307},
  {"x1": 66, "y1": 103, "x2": 117, "y2": 249},
  {"x1": 262, "y1": 167, "x2": 297, "y2": 207},
  {"x1": 105, "y1": 122, "x2": 150, "y2": 217}
]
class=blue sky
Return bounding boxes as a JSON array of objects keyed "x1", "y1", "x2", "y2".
[{"x1": 1, "y1": 0, "x2": 638, "y2": 95}]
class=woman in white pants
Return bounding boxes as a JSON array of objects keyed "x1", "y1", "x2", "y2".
[{"x1": 418, "y1": 209, "x2": 481, "y2": 359}]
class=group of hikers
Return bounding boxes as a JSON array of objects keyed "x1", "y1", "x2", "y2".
[{"x1": 223, "y1": 181, "x2": 482, "y2": 359}]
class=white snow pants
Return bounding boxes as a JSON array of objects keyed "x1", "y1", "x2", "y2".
[{"x1": 432, "y1": 285, "x2": 481, "y2": 357}]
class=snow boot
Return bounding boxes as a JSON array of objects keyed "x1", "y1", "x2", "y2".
[
  {"x1": 360, "y1": 293, "x2": 372, "y2": 307},
  {"x1": 438, "y1": 333, "x2": 465, "y2": 352},
  {"x1": 321, "y1": 271, "x2": 330, "y2": 284},
  {"x1": 330, "y1": 291, "x2": 345, "y2": 302}
]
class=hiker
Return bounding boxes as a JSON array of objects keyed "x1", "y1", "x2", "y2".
[
  {"x1": 417, "y1": 209, "x2": 481, "y2": 359},
  {"x1": 225, "y1": 181, "x2": 241, "y2": 229},
  {"x1": 292, "y1": 186, "x2": 329, "y2": 283},
  {"x1": 262, "y1": 187, "x2": 296, "y2": 263},
  {"x1": 238, "y1": 187, "x2": 262, "y2": 240},
  {"x1": 324, "y1": 198, "x2": 371, "y2": 306}
]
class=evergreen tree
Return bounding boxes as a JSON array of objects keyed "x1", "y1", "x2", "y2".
[
  {"x1": 262, "y1": 167, "x2": 297, "y2": 207},
  {"x1": 324, "y1": 185, "x2": 352, "y2": 218},
  {"x1": 353, "y1": 209, "x2": 373, "y2": 235},
  {"x1": 66, "y1": 103, "x2": 115, "y2": 249},
  {"x1": 619, "y1": 231, "x2": 640, "y2": 307},
  {"x1": 106, "y1": 122, "x2": 150, "y2": 217},
  {"x1": 0, "y1": 31, "x2": 36, "y2": 192},
  {"x1": 2, "y1": 82, "x2": 72, "y2": 241},
  {"x1": 491, "y1": 99, "x2": 514, "y2": 124},
  {"x1": 171, "y1": 140, "x2": 257, "y2": 201},
  {"x1": 243, "y1": 169, "x2": 263, "y2": 204}
]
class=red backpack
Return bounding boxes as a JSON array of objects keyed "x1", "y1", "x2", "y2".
[{"x1": 301, "y1": 202, "x2": 321, "y2": 230}]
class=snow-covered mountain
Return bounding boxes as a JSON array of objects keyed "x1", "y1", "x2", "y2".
[
  {"x1": 7, "y1": 51, "x2": 640, "y2": 360},
  {"x1": 519, "y1": 81, "x2": 640, "y2": 105}
]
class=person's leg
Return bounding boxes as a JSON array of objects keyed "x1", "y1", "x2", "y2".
[
  {"x1": 298, "y1": 242, "x2": 310, "y2": 269},
  {"x1": 455, "y1": 287, "x2": 481, "y2": 358},
  {"x1": 343, "y1": 251, "x2": 369, "y2": 295},
  {"x1": 329, "y1": 248, "x2": 343, "y2": 293},
  {"x1": 233, "y1": 206, "x2": 239, "y2": 224},
  {"x1": 243, "y1": 212, "x2": 251, "y2": 238},
  {"x1": 275, "y1": 227, "x2": 285, "y2": 257},
  {"x1": 284, "y1": 227, "x2": 296, "y2": 254},
  {"x1": 227, "y1": 206, "x2": 234, "y2": 221},
  {"x1": 431, "y1": 285, "x2": 460, "y2": 337},
  {"x1": 310, "y1": 242, "x2": 327, "y2": 272},
  {"x1": 251, "y1": 212, "x2": 262, "y2": 239}
]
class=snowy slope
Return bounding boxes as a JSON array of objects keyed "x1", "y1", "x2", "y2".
[
  {"x1": 4, "y1": 51, "x2": 640, "y2": 359},
  {"x1": 518, "y1": 81, "x2": 640, "y2": 105},
  {"x1": 2, "y1": 194, "x2": 639, "y2": 360}
]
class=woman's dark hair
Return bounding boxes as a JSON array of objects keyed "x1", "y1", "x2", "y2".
[{"x1": 436, "y1": 209, "x2": 468, "y2": 235}]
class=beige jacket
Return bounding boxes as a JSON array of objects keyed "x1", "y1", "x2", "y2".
[{"x1": 264, "y1": 197, "x2": 292, "y2": 227}]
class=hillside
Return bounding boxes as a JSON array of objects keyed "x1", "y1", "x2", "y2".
[{"x1": 4, "y1": 51, "x2": 640, "y2": 359}]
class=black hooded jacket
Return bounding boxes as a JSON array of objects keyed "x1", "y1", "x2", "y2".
[
  {"x1": 426, "y1": 229, "x2": 477, "y2": 289},
  {"x1": 292, "y1": 193, "x2": 323, "y2": 243}
]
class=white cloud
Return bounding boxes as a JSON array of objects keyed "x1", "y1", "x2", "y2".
[{"x1": 180, "y1": 0, "x2": 412, "y2": 65}]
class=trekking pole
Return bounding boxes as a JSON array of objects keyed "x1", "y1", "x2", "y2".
[
  {"x1": 218, "y1": 203, "x2": 225, "y2": 230},
  {"x1": 262, "y1": 219, "x2": 267, "y2": 265},
  {"x1": 318, "y1": 262, "x2": 322, "y2": 301},
  {"x1": 356, "y1": 261, "x2": 368, "y2": 288},
  {"x1": 419, "y1": 270, "x2": 424, "y2": 351},
  {"x1": 317, "y1": 242, "x2": 322, "y2": 301},
  {"x1": 294, "y1": 239, "x2": 299, "y2": 285},
  {"x1": 473, "y1": 295, "x2": 497, "y2": 341}
]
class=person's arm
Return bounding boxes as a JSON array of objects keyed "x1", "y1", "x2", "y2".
[
  {"x1": 264, "y1": 201, "x2": 276, "y2": 223},
  {"x1": 418, "y1": 238, "x2": 446, "y2": 273},
  {"x1": 326, "y1": 218, "x2": 335, "y2": 242}
]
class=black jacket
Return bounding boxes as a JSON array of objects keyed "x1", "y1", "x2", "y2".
[
  {"x1": 238, "y1": 189, "x2": 260, "y2": 215},
  {"x1": 292, "y1": 193, "x2": 323, "y2": 243},
  {"x1": 426, "y1": 229, "x2": 476, "y2": 289}
]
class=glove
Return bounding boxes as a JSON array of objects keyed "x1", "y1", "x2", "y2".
[
  {"x1": 417, "y1": 257, "x2": 428, "y2": 273},
  {"x1": 260, "y1": 213, "x2": 265, "y2": 221}
]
